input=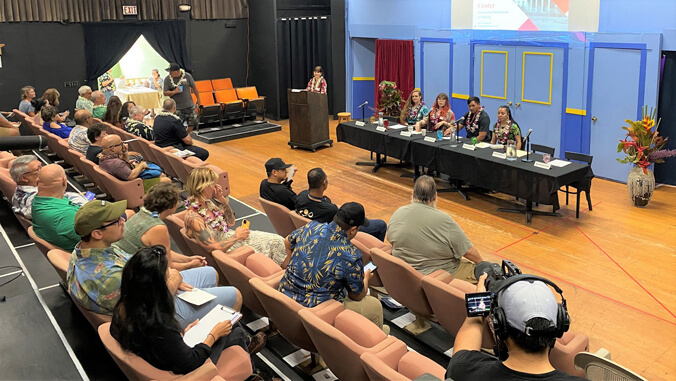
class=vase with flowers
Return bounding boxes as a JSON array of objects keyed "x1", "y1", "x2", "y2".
[
  {"x1": 377, "y1": 81, "x2": 403, "y2": 117},
  {"x1": 617, "y1": 106, "x2": 676, "y2": 207}
]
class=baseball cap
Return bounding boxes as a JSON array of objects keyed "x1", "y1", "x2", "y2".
[
  {"x1": 335, "y1": 202, "x2": 369, "y2": 227},
  {"x1": 166, "y1": 63, "x2": 181, "y2": 72},
  {"x1": 265, "y1": 158, "x2": 292, "y2": 173},
  {"x1": 499, "y1": 280, "x2": 558, "y2": 336},
  {"x1": 75, "y1": 199, "x2": 128, "y2": 236}
]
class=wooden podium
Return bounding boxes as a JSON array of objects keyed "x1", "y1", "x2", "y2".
[{"x1": 287, "y1": 89, "x2": 333, "y2": 151}]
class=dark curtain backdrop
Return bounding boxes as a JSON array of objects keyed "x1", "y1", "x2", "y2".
[
  {"x1": 277, "y1": 16, "x2": 332, "y2": 119},
  {"x1": 656, "y1": 51, "x2": 676, "y2": 185},
  {"x1": 375, "y1": 39, "x2": 414, "y2": 112},
  {"x1": 84, "y1": 20, "x2": 190, "y2": 84}
]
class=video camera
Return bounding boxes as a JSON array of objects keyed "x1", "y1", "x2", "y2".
[{"x1": 465, "y1": 260, "x2": 521, "y2": 317}]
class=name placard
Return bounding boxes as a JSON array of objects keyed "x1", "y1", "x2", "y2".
[
  {"x1": 492, "y1": 152, "x2": 507, "y2": 159},
  {"x1": 355, "y1": 121, "x2": 366, "y2": 127},
  {"x1": 376, "y1": 126, "x2": 387, "y2": 132},
  {"x1": 424, "y1": 136, "x2": 437, "y2": 143},
  {"x1": 534, "y1": 161, "x2": 551, "y2": 170},
  {"x1": 400, "y1": 131, "x2": 412, "y2": 137},
  {"x1": 462, "y1": 143, "x2": 476, "y2": 151}
]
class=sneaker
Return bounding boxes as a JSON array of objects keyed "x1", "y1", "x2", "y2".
[{"x1": 247, "y1": 331, "x2": 267, "y2": 355}]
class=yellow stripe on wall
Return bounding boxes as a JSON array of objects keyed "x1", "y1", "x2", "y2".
[
  {"x1": 452, "y1": 93, "x2": 469, "y2": 100},
  {"x1": 352, "y1": 77, "x2": 375, "y2": 81},
  {"x1": 566, "y1": 108, "x2": 586, "y2": 116}
]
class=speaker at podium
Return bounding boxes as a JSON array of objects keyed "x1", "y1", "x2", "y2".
[{"x1": 287, "y1": 89, "x2": 333, "y2": 152}]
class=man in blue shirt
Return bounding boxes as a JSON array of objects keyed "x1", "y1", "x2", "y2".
[{"x1": 279, "y1": 202, "x2": 386, "y2": 332}]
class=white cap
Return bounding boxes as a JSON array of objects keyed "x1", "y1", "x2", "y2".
[{"x1": 500, "y1": 280, "x2": 558, "y2": 335}]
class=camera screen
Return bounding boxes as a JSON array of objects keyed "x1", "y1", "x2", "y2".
[{"x1": 465, "y1": 292, "x2": 493, "y2": 317}]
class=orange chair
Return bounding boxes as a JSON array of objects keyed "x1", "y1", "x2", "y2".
[
  {"x1": 92, "y1": 165, "x2": 145, "y2": 209},
  {"x1": 212, "y1": 247, "x2": 284, "y2": 317},
  {"x1": 360, "y1": 342, "x2": 446, "y2": 381},
  {"x1": 198, "y1": 91, "x2": 222, "y2": 126},
  {"x1": 98, "y1": 322, "x2": 252, "y2": 381},
  {"x1": 28, "y1": 226, "x2": 59, "y2": 259},
  {"x1": 194, "y1": 80, "x2": 214, "y2": 93},
  {"x1": 298, "y1": 304, "x2": 406, "y2": 381},
  {"x1": 214, "y1": 89, "x2": 244, "y2": 122},
  {"x1": 235, "y1": 87, "x2": 266, "y2": 121},
  {"x1": 288, "y1": 210, "x2": 311, "y2": 229},
  {"x1": 257, "y1": 197, "x2": 296, "y2": 237},
  {"x1": 211, "y1": 78, "x2": 233, "y2": 90}
]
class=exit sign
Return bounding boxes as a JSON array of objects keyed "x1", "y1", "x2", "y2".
[{"x1": 122, "y1": 5, "x2": 138, "y2": 15}]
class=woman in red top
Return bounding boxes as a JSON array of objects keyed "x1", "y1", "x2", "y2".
[
  {"x1": 414, "y1": 93, "x2": 455, "y2": 134},
  {"x1": 306, "y1": 66, "x2": 327, "y2": 94}
]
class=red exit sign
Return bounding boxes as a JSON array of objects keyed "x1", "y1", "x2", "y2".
[{"x1": 122, "y1": 5, "x2": 138, "y2": 15}]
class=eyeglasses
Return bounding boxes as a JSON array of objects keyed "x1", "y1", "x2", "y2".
[
  {"x1": 23, "y1": 164, "x2": 43, "y2": 176},
  {"x1": 107, "y1": 143, "x2": 123, "y2": 149},
  {"x1": 98, "y1": 216, "x2": 124, "y2": 230}
]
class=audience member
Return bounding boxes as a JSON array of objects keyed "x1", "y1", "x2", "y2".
[
  {"x1": 154, "y1": 99, "x2": 209, "y2": 160},
  {"x1": 279, "y1": 202, "x2": 387, "y2": 332},
  {"x1": 0, "y1": 113, "x2": 20, "y2": 137},
  {"x1": 10, "y1": 155, "x2": 86, "y2": 219},
  {"x1": 414, "y1": 93, "x2": 455, "y2": 134},
  {"x1": 110, "y1": 245, "x2": 264, "y2": 376},
  {"x1": 399, "y1": 89, "x2": 429, "y2": 126},
  {"x1": 163, "y1": 63, "x2": 200, "y2": 133},
  {"x1": 125, "y1": 106, "x2": 154, "y2": 141},
  {"x1": 19, "y1": 86, "x2": 37, "y2": 117},
  {"x1": 41, "y1": 105, "x2": 73, "y2": 139},
  {"x1": 102, "y1": 96, "x2": 123, "y2": 127},
  {"x1": 185, "y1": 167, "x2": 286, "y2": 265},
  {"x1": 98, "y1": 135, "x2": 170, "y2": 192},
  {"x1": 306, "y1": 65, "x2": 327, "y2": 94},
  {"x1": 447, "y1": 273, "x2": 583, "y2": 380},
  {"x1": 120, "y1": 101, "x2": 136, "y2": 125},
  {"x1": 86, "y1": 123, "x2": 108, "y2": 164},
  {"x1": 75, "y1": 86, "x2": 94, "y2": 112},
  {"x1": 387, "y1": 176, "x2": 483, "y2": 283},
  {"x1": 68, "y1": 110, "x2": 94, "y2": 154},
  {"x1": 114, "y1": 183, "x2": 207, "y2": 271},
  {"x1": 145, "y1": 68, "x2": 163, "y2": 91},
  {"x1": 491, "y1": 105, "x2": 522, "y2": 149},
  {"x1": 259, "y1": 157, "x2": 297, "y2": 210},
  {"x1": 91, "y1": 91, "x2": 107, "y2": 119},
  {"x1": 98, "y1": 68, "x2": 117, "y2": 103},
  {"x1": 295, "y1": 168, "x2": 387, "y2": 241},
  {"x1": 457, "y1": 96, "x2": 491, "y2": 142},
  {"x1": 67, "y1": 200, "x2": 244, "y2": 330},
  {"x1": 37, "y1": 88, "x2": 68, "y2": 122},
  {"x1": 31, "y1": 164, "x2": 82, "y2": 251}
]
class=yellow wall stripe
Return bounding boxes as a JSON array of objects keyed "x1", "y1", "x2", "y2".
[
  {"x1": 352, "y1": 77, "x2": 375, "y2": 81},
  {"x1": 452, "y1": 93, "x2": 469, "y2": 100},
  {"x1": 566, "y1": 108, "x2": 586, "y2": 116}
]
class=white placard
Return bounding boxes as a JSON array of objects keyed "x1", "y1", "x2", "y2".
[
  {"x1": 534, "y1": 161, "x2": 552, "y2": 170},
  {"x1": 283, "y1": 349, "x2": 311, "y2": 367},
  {"x1": 312, "y1": 369, "x2": 338, "y2": 381},
  {"x1": 424, "y1": 136, "x2": 437, "y2": 143},
  {"x1": 391, "y1": 312, "x2": 417, "y2": 328},
  {"x1": 388, "y1": 124, "x2": 407, "y2": 130},
  {"x1": 462, "y1": 143, "x2": 476, "y2": 151},
  {"x1": 177, "y1": 288, "x2": 216, "y2": 306},
  {"x1": 355, "y1": 121, "x2": 366, "y2": 127},
  {"x1": 492, "y1": 151, "x2": 507, "y2": 159},
  {"x1": 400, "y1": 131, "x2": 412, "y2": 137},
  {"x1": 549, "y1": 159, "x2": 572, "y2": 167},
  {"x1": 246, "y1": 317, "x2": 270, "y2": 332},
  {"x1": 376, "y1": 126, "x2": 387, "y2": 132}
]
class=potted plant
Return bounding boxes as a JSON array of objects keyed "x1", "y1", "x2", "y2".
[
  {"x1": 617, "y1": 106, "x2": 676, "y2": 207},
  {"x1": 377, "y1": 81, "x2": 403, "y2": 117}
]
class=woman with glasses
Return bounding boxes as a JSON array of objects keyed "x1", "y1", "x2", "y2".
[{"x1": 184, "y1": 167, "x2": 287, "y2": 266}]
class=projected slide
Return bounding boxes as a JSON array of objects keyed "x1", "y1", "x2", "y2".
[{"x1": 473, "y1": 0, "x2": 569, "y2": 31}]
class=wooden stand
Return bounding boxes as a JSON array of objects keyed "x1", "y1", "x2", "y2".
[{"x1": 287, "y1": 89, "x2": 333, "y2": 152}]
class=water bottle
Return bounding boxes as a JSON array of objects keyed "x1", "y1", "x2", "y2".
[{"x1": 378, "y1": 112, "x2": 384, "y2": 128}]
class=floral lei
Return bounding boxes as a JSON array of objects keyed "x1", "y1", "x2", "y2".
[
  {"x1": 186, "y1": 198, "x2": 229, "y2": 232},
  {"x1": 155, "y1": 110, "x2": 181, "y2": 120},
  {"x1": 310, "y1": 76, "x2": 323, "y2": 92},
  {"x1": 169, "y1": 69, "x2": 186, "y2": 89}
]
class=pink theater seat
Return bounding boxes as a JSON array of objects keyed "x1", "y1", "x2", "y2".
[
  {"x1": 257, "y1": 197, "x2": 296, "y2": 237},
  {"x1": 551, "y1": 330, "x2": 590, "y2": 377},
  {"x1": 360, "y1": 340, "x2": 446, "y2": 381},
  {"x1": 287, "y1": 210, "x2": 311, "y2": 229}
]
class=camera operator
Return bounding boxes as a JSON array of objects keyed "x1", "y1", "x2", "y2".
[{"x1": 447, "y1": 271, "x2": 585, "y2": 380}]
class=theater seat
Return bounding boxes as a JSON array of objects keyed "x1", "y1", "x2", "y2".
[
  {"x1": 360, "y1": 342, "x2": 446, "y2": 381},
  {"x1": 197, "y1": 91, "x2": 222, "y2": 126},
  {"x1": 350, "y1": 232, "x2": 391, "y2": 287},
  {"x1": 257, "y1": 197, "x2": 296, "y2": 237},
  {"x1": 179, "y1": 227, "x2": 226, "y2": 284},
  {"x1": 194, "y1": 80, "x2": 214, "y2": 93},
  {"x1": 92, "y1": 165, "x2": 145, "y2": 209},
  {"x1": 288, "y1": 210, "x2": 311, "y2": 229},
  {"x1": 165, "y1": 211, "x2": 194, "y2": 257},
  {"x1": 214, "y1": 89, "x2": 244, "y2": 123},
  {"x1": 211, "y1": 78, "x2": 233, "y2": 90},
  {"x1": 28, "y1": 226, "x2": 59, "y2": 259},
  {"x1": 235, "y1": 87, "x2": 266, "y2": 121},
  {"x1": 46, "y1": 249, "x2": 71, "y2": 282},
  {"x1": 551, "y1": 330, "x2": 590, "y2": 377}
]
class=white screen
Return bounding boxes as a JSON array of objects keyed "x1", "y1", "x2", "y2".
[{"x1": 472, "y1": 0, "x2": 569, "y2": 31}]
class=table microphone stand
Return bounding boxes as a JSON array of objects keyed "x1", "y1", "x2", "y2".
[
  {"x1": 522, "y1": 136, "x2": 533, "y2": 163},
  {"x1": 362, "y1": 106, "x2": 365, "y2": 123}
]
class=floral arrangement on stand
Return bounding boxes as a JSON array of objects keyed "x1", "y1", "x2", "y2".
[
  {"x1": 377, "y1": 81, "x2": 403, "y2": 117},
  {"x1": 617, "y1": 106, "x2": 676, "y2": 207}
]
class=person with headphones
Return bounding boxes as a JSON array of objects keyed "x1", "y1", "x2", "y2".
[{"x1": 447, "y1": 273, "x2": 585, "y2": 380}]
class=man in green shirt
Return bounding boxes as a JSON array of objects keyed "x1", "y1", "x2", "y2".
[
  {"x1": 91, "y1": 91, "x2": 107, "y2": 119},
  {"x1": 32, "y1": 164, "x2": 82, "y2": 251}
]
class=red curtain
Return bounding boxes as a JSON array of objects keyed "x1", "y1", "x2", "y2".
[{"x1": 375, "y1": 39, "x2": 414, "y2": 111}]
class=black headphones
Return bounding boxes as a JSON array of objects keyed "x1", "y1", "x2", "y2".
[{"x1": 489, "y1": 274, "x2": 570, "y2": 360}]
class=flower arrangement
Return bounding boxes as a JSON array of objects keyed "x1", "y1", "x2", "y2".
[
  {"x1": 617, "y1": 106, "x2": 676, "y2": 173},
  {"x1": 377, "y1": 81, "x2": 403, "y2": 117}
]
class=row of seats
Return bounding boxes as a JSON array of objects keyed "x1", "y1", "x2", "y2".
[{"x1": 193, "y1": 78, "x2": 266, "y2": 126}]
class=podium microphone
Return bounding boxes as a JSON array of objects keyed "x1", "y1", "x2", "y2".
[
  {"x1": 522, "y1": 129, "x2": 534, "y2": 163},
  {"x1": 358, "y1": 100, "x2": 368, "y2": 122},
  {"x1": 357, "y1": 101, "x2": 368, "y2": 108}
]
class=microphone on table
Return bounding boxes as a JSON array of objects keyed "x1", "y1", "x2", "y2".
[
  {"x1": 357, "y1": 101, "x2": 368, "y2": 108},
  {"x1": 522, "y1": 129, "x2": 534, "y2": 163},
  {"x1": 358, "y1": 100, "x2": 368, "y2": 122}
]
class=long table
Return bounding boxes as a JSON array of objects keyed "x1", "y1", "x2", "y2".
[{"x1": 336, "y1": 121, "x2": 594, "y2": 223}]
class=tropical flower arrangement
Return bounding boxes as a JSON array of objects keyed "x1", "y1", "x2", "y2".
[
  {"x1": 617, "y1": 106, "x2": 676, "y2": 173},
  {"x1": 377, "y1": 80, "x2": 403, "y2": 116}
]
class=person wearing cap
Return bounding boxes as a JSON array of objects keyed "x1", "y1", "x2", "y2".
[
  {"x1": 447, "y1": 273, "x2": 584, "y2": 380},
  {"x1": 154, "y1": 98, "x2": 209, "y2": 161},
  {"x1": 163, "y1": 62, "x2": 200, "y2": 133},
  {"x1": 68, "y1": 199, "x2": 245, "y2": 328},
  {"x1": 278, "y1": 202, "x2": 387, "y2": 333},
  {"x1": 31, "y1": 164, "x2": 87, "y2": 251},
  {"x1": 387, "y1": 176, "x2": 483, "y2": 283},
  {"x1": 295, "y1": 168, "x2": 388, "y2": 241},
  {"x1": 259, "y1": 158, "x2": 298, "y2": 210}
]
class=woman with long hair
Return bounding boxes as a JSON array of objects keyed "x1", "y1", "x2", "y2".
[
  {"x1": 119, "y1": 101, "x2": 136, "y2": 125},
  {"x1": 414, "y1": 93, "x2": 455, "y2": 134},
  {"x1": 491, "y1": 105, "x2": 522, "y2": 149},
  {"x1": 399, "y1": 89, "x2": 429, "y2": 125},
  {"x1": 103, "y1": 96, "x2": 123, "y2": 127},
  {"x1": 184, "y1": 167, "x2": 287, "y2": 265},
  {"x1": 306, "y1": 65, "x2": 327, "y2": 94},
  {"x1": 111, "y1": 246, "x2": 257, "y2": 376},
  {"x1": 35, "y1": 88, "x2": 68, "y2": 124}
]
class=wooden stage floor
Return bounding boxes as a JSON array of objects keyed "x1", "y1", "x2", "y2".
[{"x1": 195, "y1": 118, "x2": 676, "y2": 380}]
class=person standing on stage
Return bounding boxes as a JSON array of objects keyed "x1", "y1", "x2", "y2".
[
  {"x1": 163, "y1": 63, "x2": 200, "y2": 133},
  {"x1": 456, "y1": 96, "x2": 491, "y2": 142},
  {"x1": 306, "y1": 66, "x2": 327, "y2": 94}
]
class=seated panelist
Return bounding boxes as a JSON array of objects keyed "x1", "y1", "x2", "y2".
[
  {"x1": 491, "y1": 105, "x2": 522, "y2": 150},
  {"x1": 456, "y1": 96, "x2": 490, "y2": 142},
  {"x1": 399, "y1": 89, "x2": 429, "y2": 125},
  {"x1": 414, "y1": 93, "x2": 455, "y2": 134}
]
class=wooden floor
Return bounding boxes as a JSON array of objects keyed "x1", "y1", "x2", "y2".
[{"x1": 195, "y1": 118, "x2": 676, "y2": 380}]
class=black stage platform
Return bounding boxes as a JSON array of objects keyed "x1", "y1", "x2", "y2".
[{"x1": 193, "y1": 120, "x2": 282, "y2": 144}]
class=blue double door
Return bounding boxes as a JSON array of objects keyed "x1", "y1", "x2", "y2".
[{"x1": 473, "y1": 44, "x2": 564, "y2": 155}]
